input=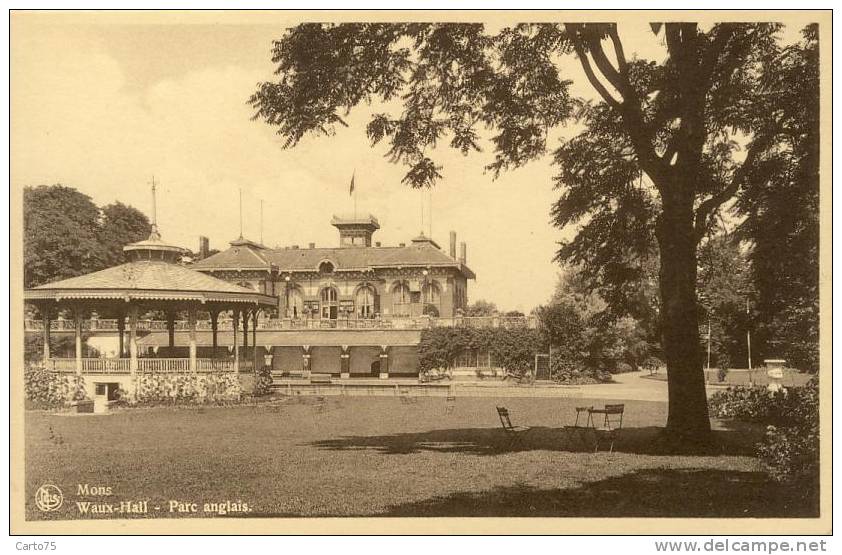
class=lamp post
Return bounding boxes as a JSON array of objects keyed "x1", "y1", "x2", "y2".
[
  {"x1": 698, "y1": 293, "x2": 712, "y2": 378},
  {"x1": 745, "y1": 294, "x2": 753, "y2": 385}
]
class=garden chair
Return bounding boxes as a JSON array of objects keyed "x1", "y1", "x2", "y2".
[
  {"x1": 564, "y1": 405, "x2": 594, "y2": 447},
  {"x1": 444, "y1": 395, "x2": 456, "y2": 414},
  {"x1": 589, "y1": 404, "x2": 624, "y2": 453},
  {"x1": 496, "y1": 406, "x2": 530, "y2": 447}
]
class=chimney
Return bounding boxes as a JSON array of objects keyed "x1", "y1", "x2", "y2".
[
  {"x1": 308, "y1": 242, "x2": 315, "y2": 249},
  {"x1": 199, "y1": 236, "x2": 209, "y2": 259},
  {"x1": 459, "y1": 242, "x2": 467, "y2": 264},
  {"x1": 399, "y1": 242, "x2": 406, "y2": 247},
  {"x1": 449, "y1": 231, "x2": 457, "y2": 258},
  {"x1": 292, "y1": 245, "x2": 299, "y2": 249}
]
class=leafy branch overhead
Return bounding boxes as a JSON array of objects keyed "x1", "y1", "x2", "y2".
[
  {"x1": 250, "y1": 22, "x2": 779, "y2": 233},
  {"x1": 250, "y1": 20, "x2": 818, "y2": 438}
]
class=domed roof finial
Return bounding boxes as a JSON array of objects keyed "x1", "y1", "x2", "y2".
[
  {"x1": 148, "y1": 175, "x2": 161, "y2": 240},
  {"x1": 123, "y1": 176, "x2": 187, "y2": 262}
]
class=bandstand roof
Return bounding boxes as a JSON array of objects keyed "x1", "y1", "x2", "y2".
[{"x1": 24, "y1": 260, "x2": 276, "y2": 306}]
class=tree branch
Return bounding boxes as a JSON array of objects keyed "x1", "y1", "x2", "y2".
[
  {"x1": 568, "y1": 32, "x2": 622, "y2": 110},
  {"x1": 584, "y1": 33, "x2": 629, "y2": 98},
  {"x1": 607, "y1": 25, "x2": 628, "y2": 76},
  {"x1": 693, "y1": 135, "x2": 771, "y2": 240}
]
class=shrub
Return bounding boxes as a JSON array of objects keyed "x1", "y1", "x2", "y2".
[
  {"x1": 133, "y1": 373, "x2": 242, "y2": 405},
  {"x1": 641, "y1": 356, "x2": 664, "y2": 374},
  {"x1": 709, "y1": 378, "x2": 819, "y2": 484},
  {"x1": 757, "y1": 377, "x2": 819, "y2": 483},
  {"x1": 24, "y1": 366, "x2": 73, "y2": 408},
  {"x1": 615, "y1": 361, "x2": 634, "y2": 374},
  {"x1": 549, "y1": 358, "x2": 611, "y2": 385},
  {"x1": 253, "y1": 364, "x2": 273, "y2": 396}
]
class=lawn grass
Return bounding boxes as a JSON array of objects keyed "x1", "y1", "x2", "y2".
[{"x1": 25, "y1": 396, "x2": 818, "y2": 519}]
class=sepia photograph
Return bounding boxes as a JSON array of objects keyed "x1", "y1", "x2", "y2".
[{"x1": 9, "y1": 8, "x2": 831, "y2": 536}]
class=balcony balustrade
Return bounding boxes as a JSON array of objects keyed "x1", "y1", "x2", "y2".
[{"x1": 25, "y1": 315, "x2": 538, "y2": 333}]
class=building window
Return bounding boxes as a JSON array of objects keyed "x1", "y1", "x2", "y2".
[
  {"x1": 422, "y1": 281, "x2": 441, "y2": 316},
  {"x1": 392, "y1": 282, "x2": 411, "y2": 317},
  {"x1": 356, "y1": 286, "x2": 377, "y2": 319},
  {"x1": 320, "y1": 287, "x2": 339, "y2": 319},
  {"x1": 318, "y1": 261, "x2": 335, "y2": 274},
  {"x1": 287, "y1": 288, "x2": 304, "y2": 319}
]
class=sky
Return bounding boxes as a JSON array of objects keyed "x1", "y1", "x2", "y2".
[{"x1": 11, "y1": 12, "x2": 806, "y2": 312}]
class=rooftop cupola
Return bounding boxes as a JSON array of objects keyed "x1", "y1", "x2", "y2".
[
  {"x1": 123, "y1": 178, "x2": 189, "y2": 263},
  {"x1": 331, "y1": 214, "x2": 380, "y2": 247}
]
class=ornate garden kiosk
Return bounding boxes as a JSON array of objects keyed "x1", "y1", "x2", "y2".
[{"x1": 24, "y1": 219, "x2": 275, "y2": 388}]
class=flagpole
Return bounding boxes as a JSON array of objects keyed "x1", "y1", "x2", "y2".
[{"x1": 350, "y1": 169, "x2": 357, "y2": 220}]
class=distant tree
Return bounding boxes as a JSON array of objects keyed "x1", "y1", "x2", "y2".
[
  {"x1": 99, "y1": 202, "x2": 151, "y2": 268},
  {"x1": 541, "y1": 267, "x2": 654, "y2": 373},
  {"x1": 250, "y1": 21, "x2": 802, "y2": 439},
  {"x1": 24, "y1": 185, "x2": 102, "y2": 287},
  {"x1": 465, "y1": 300, "x2": 498, "y2": 317},
  {"x1": 24, "y1": 185, "x2": 152, "y2": 288},
  {"x1": 697, "y1": 235, "x2": 752, "y2": 370}
]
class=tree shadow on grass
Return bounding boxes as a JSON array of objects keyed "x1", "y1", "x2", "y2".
[
  {"x1": 381, "y1": 468, "x2": 819, "y2": 518},
  {"x1": 308, "y1": 424, "x2": 761, "y2": 457}
]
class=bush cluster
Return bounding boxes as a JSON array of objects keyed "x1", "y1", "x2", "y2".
[
  {"x1": 24, "y1": 366, "x2": 81, "y2": 408},
  {"x1": 709, "y1": 378, "x2": 819, "y2": 484},
  {"x1": 252, "y1": 364, "x2": 274, "y2": 397},
  {"x1": 549, "y1": 357, "x2": 611, "y2": 384},
  {"x1": 417, "y1": 326, "x2": 545, "y2": 376},
  {"x1": 133, "y1": 373, "x2": 242, "y2": 405}
]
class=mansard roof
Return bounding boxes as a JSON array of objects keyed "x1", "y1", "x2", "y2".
[{"x1": 192, "y1": 241, "x2": 475, "y2": 279}]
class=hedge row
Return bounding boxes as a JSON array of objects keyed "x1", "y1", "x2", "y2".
[{"x1": 417, "y1": 326, "x2": 546, "y2": 376}]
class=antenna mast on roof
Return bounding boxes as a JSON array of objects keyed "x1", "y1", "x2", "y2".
[
  {"x1": 238, "y1": 188, "x2": 243, "y2": 239},
  {"x1": 148, "y1": 176, "x2": 161, "y2": 240}
]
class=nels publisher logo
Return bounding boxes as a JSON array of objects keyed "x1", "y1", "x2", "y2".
[{"x1": 35, "y1": 484, "x2": 63, "y2": 512}]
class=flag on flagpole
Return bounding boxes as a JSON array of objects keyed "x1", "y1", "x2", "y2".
[{"x1": 349, "y1": 170, "x2": 355, "y2": 196}]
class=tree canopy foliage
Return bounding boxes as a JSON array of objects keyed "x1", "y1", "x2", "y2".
[
  {"x1": 737, "y1": 26, "x2": 819, "y2": 373},
  {"x1": 24, "y1": 185, "x2": 151, "y2": 288}
]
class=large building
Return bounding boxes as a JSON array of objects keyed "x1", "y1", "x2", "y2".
[{"x1": 193, "y1": 214, "x2": 474, "y2": 322}]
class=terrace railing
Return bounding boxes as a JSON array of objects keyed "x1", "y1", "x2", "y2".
[
  {"x1": 45, "y1": 358, "x2": 252, "y2": 374},
  {"x1": 26, "y1": 315, "x2": 538, "y2": 332}
]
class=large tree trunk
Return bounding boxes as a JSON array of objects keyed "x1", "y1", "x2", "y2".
[{"x1": 656, "y1": 196, "x2": 711, "y2": 440}]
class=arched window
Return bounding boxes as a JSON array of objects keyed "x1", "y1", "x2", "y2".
[
  {"x1": 320, "y1": 287, "x2": 339, "y2": 320},
  {"x1": 392, "y1": 282, "x2": 411, "y2": 317},
  {"x1": 356, "y1": 285, "x2": 377, "y2": 319},
  {"x1": 318, "y1": 261, "x2": 334, "y2": 274},
  {"x1": 422, "y1": 282, "x2": 441, "y2": 305},
  {"x1": 287, "y1": 288, "x2": 304, "y2": 319}
]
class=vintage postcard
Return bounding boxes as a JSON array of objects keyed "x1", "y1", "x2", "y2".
[{"x1": 9, "y1": 9, "x2": 832, "y2": 535}]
